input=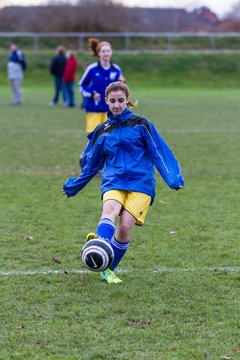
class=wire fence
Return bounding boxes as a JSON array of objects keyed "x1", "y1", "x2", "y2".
[{"x1": 1, "y1": 32, "x2": 240, "y2": 52}]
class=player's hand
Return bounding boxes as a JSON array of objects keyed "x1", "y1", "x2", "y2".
[
  {"x1": 61, "y1": 188, "x2": 67, "y2": 196},
  {"x1": 118, "y1": 75, "x2": 126, "y2": 83},
  {"x1": 177, "y1": 186, "x2": 183, "y2": 190},
  {"x1": 93, "y1": 93, "x2": 101, "y2": 100}
]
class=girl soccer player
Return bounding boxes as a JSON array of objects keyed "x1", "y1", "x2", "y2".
[
  {"x1": 62, "y1": 82, "x2": 184, "y2": 284},
  {"x1": 79, "y1": 38, "x2": 125, "y2": 134}
]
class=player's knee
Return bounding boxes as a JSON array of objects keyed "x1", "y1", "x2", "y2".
[
  {"x1": 117, "y1": 222, "x2": 132, "y2": 237},
  {"x1": 102, "y1": 204, "x2": 119, "y2": 219}
]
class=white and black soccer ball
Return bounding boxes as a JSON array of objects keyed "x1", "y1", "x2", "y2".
[{"x1": 81, "y1": 238, "x2": 114, "y2": 272}]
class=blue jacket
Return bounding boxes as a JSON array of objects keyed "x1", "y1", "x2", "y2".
[
  {"x1": 50, "y1": 54, "x2": 66, "y2": 77},
  {"x1": 63, "y1": 108, "x2": 184, "y2": 203},
  {"x1": 78, "y1": 61, "x2": 122, "y2": 113}
]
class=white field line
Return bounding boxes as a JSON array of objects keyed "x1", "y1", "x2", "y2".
[{"x1": 0, "y1": 266, "x2": 239, "y2": 277}]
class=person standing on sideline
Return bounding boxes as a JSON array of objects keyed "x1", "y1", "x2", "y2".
[
  {"x1": 7, "y1": 44, "x2": 26, "y2": 106},
  {"x1": 49, "y1": 45, "x2": 67, "y2": 106},
  {"x1": 63, "y1": 50, "x2": 78, "y2": 108},
  {"x1": 79, "y1": 38, "x2": 125, "y2": 134},
  {"x1": 62, "y1": 81, "x2": 184, "y2": 284}
]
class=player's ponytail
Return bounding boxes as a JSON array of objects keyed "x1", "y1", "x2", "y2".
[
  {"x1": 88, "y1": 38, "x2": 99, "y2": 57},
  {"x1": 88, "y1": 38, "x2": 112, "y2": 59}
]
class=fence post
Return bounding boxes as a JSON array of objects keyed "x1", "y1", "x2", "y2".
[
  {"x1": 167, "y1": 34, "x2": 173, "y2": 52},
  {"x1": 79, "y1": 35, "x2": 84, "y2": 51},
  {"x1": 210, "y1": 34, "x2": 216, "y2": 50},
  {"x1": 33, "y1": 35, "x2": 39, "y2": 51},
  {"x1": 124, "y1": 34, "x2": 130, "y2": 52}
]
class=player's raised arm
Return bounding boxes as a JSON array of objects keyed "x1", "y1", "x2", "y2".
[{"x1": 143, "y1": 122, "x2": 184, "y2": 190}]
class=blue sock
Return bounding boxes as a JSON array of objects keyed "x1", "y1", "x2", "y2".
[
  {"x1": 109, "y1": 237, "x2": 130, "y2": 271},
  {"x1": 97, "y1": 218, "x2": 115, "y2": 243}
]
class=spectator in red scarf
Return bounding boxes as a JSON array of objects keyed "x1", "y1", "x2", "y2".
[{"x1": 63, "y1": 50, "x2": 78, "y2": 108}]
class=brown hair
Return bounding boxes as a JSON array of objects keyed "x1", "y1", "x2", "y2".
[
  {"x1": 105, "y1": 81, "x2": 137, "y2": 109},
  {"x1": 88, "y1": 38, "x2": 112, "y2": 58}
]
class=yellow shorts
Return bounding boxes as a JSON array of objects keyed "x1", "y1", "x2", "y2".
[
  {"x1": 103, "y1": 190, "x2": 151, "y2": 226},
  {"x1": 86, "y1": 112, "x2": 108, "y2": 133}
]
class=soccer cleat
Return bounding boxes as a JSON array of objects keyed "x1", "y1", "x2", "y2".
[
  {"x1": 100, "y1": 269, "x2": 122, "y2": 284},
  {"x1": 86, "y1": 232, "x2": 97, "y2": 242}
]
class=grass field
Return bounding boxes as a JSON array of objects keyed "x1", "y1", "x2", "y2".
[
  {"x1": 0, "y1": 84, "x2": 239, "y2": 360},
  {"x1": 1, "y1": 51, "x2": 240, "y2": 89}
]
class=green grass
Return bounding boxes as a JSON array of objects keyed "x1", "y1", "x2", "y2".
[
  {"x1": 0, "y1": 85, "x2": 239, "y2": 359},
  {"x1": 1, "y1": 51, "x2": 240, "y2": 88}
]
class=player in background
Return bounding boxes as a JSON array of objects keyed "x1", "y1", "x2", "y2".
[
  {"x1": 63, "y1": 50, "x2": 78, "y2": 108},
  {"x1": 79, "y1": 38, "x2": 125, "y2": 133},
  {"x1": 78, "y1": 38, "x2": 125, "y2": 170},
  {"x1": 49, "y1": 45, "x2": 67, "y2": 106},
  {"x1": 62, "y1": 82, "x2": 184, "y2": 284},
  {"x1": 7, "y1": 43, "x2": 27, "y2": 106}
]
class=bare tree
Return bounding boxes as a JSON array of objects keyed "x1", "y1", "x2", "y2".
[
  {"x1": 0, "y1": 2, "x2": 239, "y2": 33},
  {"x1": 228, "y1": 2, "x2": 240, "y2": 19}
]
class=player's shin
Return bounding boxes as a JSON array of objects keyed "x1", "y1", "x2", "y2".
[
  {"x1": 97, "y1": 217, "x2": 115, "y2": 243},
  {"x1": 109, "y1": 237, "x2": 129, "y2": 270}
]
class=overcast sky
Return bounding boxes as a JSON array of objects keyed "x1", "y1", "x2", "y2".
[{"x1": 0, "y1": 0, "x2": 238, "y2": 18}]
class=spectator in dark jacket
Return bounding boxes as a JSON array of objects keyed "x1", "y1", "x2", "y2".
[
  {"x1": 63, "y1": 50, "x2": 78, "y2": 108},
  {"x1": 49, "y1": 45, "x2": 67, "y2": 106},
  {"x1": 7, "y1": 44, "x2": 26, "y2": 105}
]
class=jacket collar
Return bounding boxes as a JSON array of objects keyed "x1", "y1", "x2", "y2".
[
  {"x1": 107, "y1": 107, "x2": 133, "y2": 124},
  {"x1": 98, "y1": 61, "x2": 113, "y2": 69}
]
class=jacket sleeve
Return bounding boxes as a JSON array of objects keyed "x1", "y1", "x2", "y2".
[
  {"x1": 63, "y1": 62, "x2": 70, "y2": 82},
  {"x1": 11, "y1": 51, "x2": 26, "y2": 71},
  {"x1": 78, "y1": 66, "x2": 94, "y2": 97},
  {"x1": 63, "y1": 131, "x2": 105, "y2": 197},
  {"x1": 50, "y1": 58, "x2": 56, "y2": 75},
  {"x1": 64, "y1": 58, "x2": 78, "y2": 81},
  {"x1": 144, "y1": 123, "x2": 184, "y2": 189},
  {"x1": 20, "y1": 54, "x2": 26, "y2": 71}
]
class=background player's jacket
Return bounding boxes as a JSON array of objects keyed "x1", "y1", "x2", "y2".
[
  {"x1": 63, "y1": 108, "x2": 184, "y2": 202},
  {"x1": 8, "y1": 50, "x2": 26, "y2": 80},
  {"x1": 63, "y1": 56, "x2": 78, "y2": 83},
  {"x1": 50, "y1": 53, "x2": 66, "y2": 77},
  {"x1": 78, "y1": 61, "x2": 122, "y2": 113}
]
